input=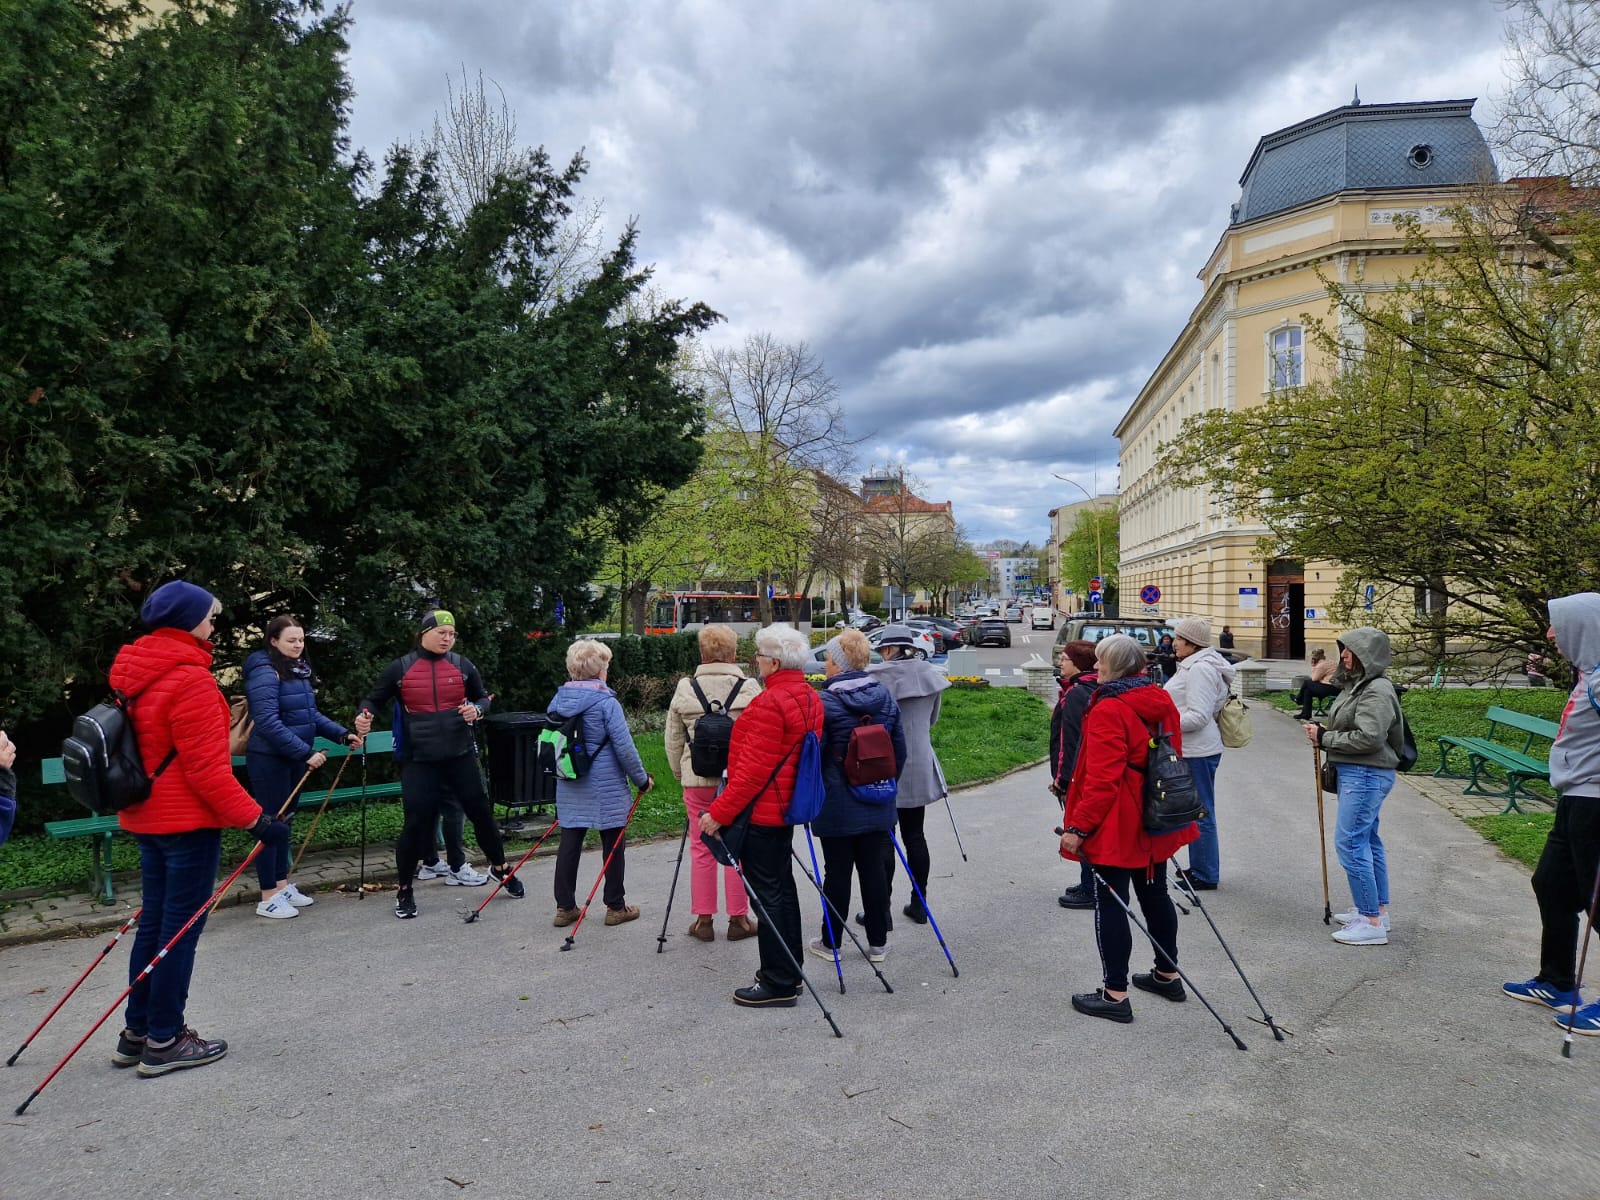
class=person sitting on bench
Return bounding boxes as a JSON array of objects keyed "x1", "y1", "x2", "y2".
[{"x1": 1295, "y1": 649, "x2": 1339, "y2": 720}]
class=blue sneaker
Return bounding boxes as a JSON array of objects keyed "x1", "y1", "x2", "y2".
[
  {"x1": 1553, "y1": 1000, "x2": 1600, "y2": 1035},
  {"x1": 1503, "y1": 977, "x2": 1582, "y2": 1011}
]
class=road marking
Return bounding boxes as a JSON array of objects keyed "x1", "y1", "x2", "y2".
[{"x1": 984, "y1": 668, "x2": 1001, "y2": 676}]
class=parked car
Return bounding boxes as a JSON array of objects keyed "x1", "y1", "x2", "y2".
[
  {"x1": 1003, "y1": 606, "x2": 1023, "y2": 623},
  {"x1": 810, "y1": 644, "x2": 884, "y2": 669},
  {"x1": 906, "y1": 616, "x2": 961, "y2": 653},
  {"x1": 1030, "y1": 607, "x2": 1055, "y2": 631},
  {"x1": 965, "y1": 617, "x2": 1012, "y2": 648}
]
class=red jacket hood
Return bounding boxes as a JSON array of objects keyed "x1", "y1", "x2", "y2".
[{"x1": 111, "y1": 628, "x2": 215, "y2": 698}]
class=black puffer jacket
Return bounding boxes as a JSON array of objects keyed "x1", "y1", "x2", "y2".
[{"x1": 1050, "y1": 671, "x2": 1098, "y2": 793}]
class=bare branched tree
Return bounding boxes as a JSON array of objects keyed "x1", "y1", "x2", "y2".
[
  {"x1": 701, "y1": 333, "x2": 854, "y2": 472},
  {"x1": 1496, "y1": 0, "x2": 1600, "y2": 183}
]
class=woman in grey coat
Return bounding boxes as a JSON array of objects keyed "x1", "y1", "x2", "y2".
[
  {"x1": 1302, "y1": 627, "x2": 1405, "y2": 947},
  {"x1": 547, "y1": 639, "x2": 654, "y2": 928},
  {"x1": 870, "y1": 626, "x2": 951, "y2": 924}
]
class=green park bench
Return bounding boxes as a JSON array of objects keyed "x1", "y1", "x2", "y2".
[
  {"x1": 1433, "y1": 705, "x2": 1559, "y2": 815},
  {"x1": 41, "y1": 732, "x2": 399, "y2": 904}
]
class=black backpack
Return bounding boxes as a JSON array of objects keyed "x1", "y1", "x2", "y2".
[
  {"x1": 61, "y1": 690, "x2": 176, "y2": 815},
  {"x1": 1125, "y1": 704, "x2": 1204, "y2": 833},
  {"x1": 687, "y1": 678, "x2": 745, "y2": 778},
  {"x1": 536, "y1": 710, "x2": 610, "y2": 782}
]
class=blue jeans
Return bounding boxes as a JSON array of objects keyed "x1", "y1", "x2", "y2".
[
  {"x1": 1185, "y1": 754, "x2": 1222, "y2": 884},
  {"x1": 125, "y1": 829, "x2": 223, "y2": 1042},
  {"x1": 247, "y1": 753, "x2": 300, "y2": 890},
  {"x1": 1335, "y1": 763, "x2": 1394, "y2": 917}
]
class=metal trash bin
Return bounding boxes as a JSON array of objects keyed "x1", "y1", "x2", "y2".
[{"x1": 486, "y1": 712, "x2": 555, "y2": 825}]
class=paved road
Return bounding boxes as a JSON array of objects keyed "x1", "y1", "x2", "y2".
[{"x1": 2, "y1": 706, "x2": 1597, "y2": 1200}]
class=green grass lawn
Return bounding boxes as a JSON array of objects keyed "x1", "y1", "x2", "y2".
[
  {"x1": 0, "y1": 687, "x2": 1049, "y2": 898},
  {"x1": 1465, "y1": 812, "x2": 1554, "y2": 871}
]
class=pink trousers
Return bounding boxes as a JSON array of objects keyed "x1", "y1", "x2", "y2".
[{"x1": 683, "y1": 786, "x2": 748, "y2": 917}]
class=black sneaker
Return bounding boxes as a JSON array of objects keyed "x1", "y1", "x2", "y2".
[
  {"x1": 491, "y1": 866, "x2": 525, "y2": 899},
  {"x1": 1131, "y1": 971, "x2": 1187, "y2": 1002},
  {"x1": 854, "y1": 911, "x2": 893, "y2": 932},
  {"x1": 112, "y1": 1029, "x2": 145, "y2": 1068},
  {"x1": 733, "y1": 981, "x2": 800, "y2": 1008},
  {"x1": 902, "y1": 901, "x2": 929, "y2": 925},
  {"x1": 136, "y1": 1027, "x2": 227, "y2": 1077},
  {"x1": 394, "y1": 887, "x2": 418, "y2": 919},
  {"x1": 1071, "y1": 988, "x2": 1134, "y2": 1024},
  {"x1": 1058, "y1": 886, "x2": 1095, "y2": 909}
]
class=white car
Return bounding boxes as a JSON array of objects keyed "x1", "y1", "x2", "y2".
[
  {"x1": 864, "y1": 625, "x2": 938, "y2": 660},
  {"x1": 1030, "y1": 607, "x2": 1055, "y2": 630}
]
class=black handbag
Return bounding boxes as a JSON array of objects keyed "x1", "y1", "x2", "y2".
[
  {"x1": 701, "y1": 743, "x2": 797, "y2": 867},
  {"x1": 1321, "y1": 758, "x2": 1339, "y2": 793}
]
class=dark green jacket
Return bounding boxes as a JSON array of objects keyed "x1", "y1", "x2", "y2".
[{"x1": 1322, "y1": 627, "x2": 1405, "y2": 769}]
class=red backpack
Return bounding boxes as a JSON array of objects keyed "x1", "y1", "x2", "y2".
[{"x1": 842, "y1": 714, "x2": 898, "y2": 803}]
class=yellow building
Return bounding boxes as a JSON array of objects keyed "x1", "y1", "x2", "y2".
[{"x1": 1115, "y1": 99, "x2": 1497, "y2": 659}]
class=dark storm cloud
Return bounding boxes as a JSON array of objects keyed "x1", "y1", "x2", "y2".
[{"x1": 342, "y1": 0, "x2": 1508, "y2": 542}]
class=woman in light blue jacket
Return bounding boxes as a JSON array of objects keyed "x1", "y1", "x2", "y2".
[{"x1": 547, "y1": 639, "x2": 653, "y2": 928}]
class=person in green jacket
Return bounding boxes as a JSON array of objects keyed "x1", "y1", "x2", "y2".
[{"x1": 1302, "y1": 627, "x2": 1406, "y2": 947}]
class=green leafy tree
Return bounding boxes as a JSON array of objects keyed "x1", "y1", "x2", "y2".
[
  {"x1": 1166, "y1": 198, "x2": 1600, "y2": 672},
  {"x1": 1059, "y1": 508, "x2": 1119, "y2": 610}
]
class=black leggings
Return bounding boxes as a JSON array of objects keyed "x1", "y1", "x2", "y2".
[
  {"x1": 883, "y1": 806, "x2": 930, "y2": 902},
  {"x1": 395, "y1": 756, "x2": 505, "y2": 887},
  {"x1": 1091, "y1": 862, "x2": 1179, "y2": 993},
  {"x1": 553, "y1": 826, "x2": 626, "y2": 910},
  {"x1": 1534, "y1": 794, "x2": 1600, "y2": 992},
  {"x1": 819, "y1": 831, "x2": 891, "y2": 947}
]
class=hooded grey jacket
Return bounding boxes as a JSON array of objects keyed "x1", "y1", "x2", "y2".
[
  {"x1": 1164, "y1": 645, "x2": 1236, "y2": 759},
  {"x1": 868, "y1": 655, "x2": 950, "y2": 808},
  {"x1": 1321, "y1": 627, "x2": 1405, "y2": 769},
  {"x1": 1550, "y1": 593, "x2": 1600, "y2": 798}
]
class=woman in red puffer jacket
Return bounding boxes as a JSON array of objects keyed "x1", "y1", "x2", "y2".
[
  {"x1": 1058, "y1": 634, "x2": 1197, "y2": 1025},
  {"x1": 108, "y1": 581, "x2": 284, "y2": 1078},
  {"x1": 700, "y1": 623, "x2": 823, "y2": 1009}
]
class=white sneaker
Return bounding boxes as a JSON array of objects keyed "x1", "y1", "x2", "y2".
[
  {"x1": 282, "y1": 883, "x2": 315, "y2": 908},
  {"x1": 867, "y1": 944, "x2": 888, "y2": 964},
  {"x1": 415, "y1": 860, "x2": 450, "y2": 881},
  {"x1": 807, "y1": 936, "x2": 840, "y2": 960},
  {"x1": 1331, "y1": 918, "x2": 1388, "y2": 946},
  {"x1": 445, "y1": 863, "x2": 489, "y2": 887},
  {"x1": 1333, "y1": 908, "x2": 1389, "y2": 931},
  {"x1": 255, "y1": 894, "x2": 299, "y2": 919}
]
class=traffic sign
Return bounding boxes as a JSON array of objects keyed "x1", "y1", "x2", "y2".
[
  {"x1": 1140, "y1": 585, "x2": 1161, "y2": 605},
  {"x1": 1089, "y1": 577, "x2": 1103, "y2": 591},
  {"x1": 1364, "y1": 584, "x2": 1375, "y2": 612},
  {"x1": 1088, "y1": 592, "x2": 1104, "y2": 606}
]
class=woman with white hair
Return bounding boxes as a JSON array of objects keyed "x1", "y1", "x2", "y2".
[
  {"x1": 548, "y1": 638, "x2": 654, "y2": 928},
  {"x1": 665, "y1": 623, "x2": 761, "y2": 941},
  {"x1": 1059, "y1": 634, "x2": 1196, "y2": 1025},
  {"x1": 699, "y1": 624, "x2": 824, "y2": 1008}
]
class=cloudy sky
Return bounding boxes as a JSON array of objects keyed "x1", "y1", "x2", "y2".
[{"x1": 340, "y1": 0, "x2": 1511, "y2": 545}]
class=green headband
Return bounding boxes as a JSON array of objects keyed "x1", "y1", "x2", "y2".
[{"x1": 420, "y1": 610, "x2": 456, "y2": 632}]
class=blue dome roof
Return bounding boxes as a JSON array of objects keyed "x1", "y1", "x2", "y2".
[{"x1": 1233, "y1": 99, "x2": 1497, "y2": 225}]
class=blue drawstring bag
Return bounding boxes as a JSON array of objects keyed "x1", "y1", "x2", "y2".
[{"x1": 783, "y1": 731, "x2": 824, "y2": 825}]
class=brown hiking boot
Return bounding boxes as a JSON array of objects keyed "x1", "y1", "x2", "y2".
[
  {"x1": 604, "y1": 904, "x2": 640, "y2": 926},
  {"x1": 726, "y1": 914, "x2": 759, "y2": 941},
  {"x1": 552, "y1": 907, "x2": 581, "y2": 927},
  {"x1": 687, "y1": 915, "x2": 715, "y2": 941}
]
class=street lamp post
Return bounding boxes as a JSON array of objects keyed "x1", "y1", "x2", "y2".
[{"x1": 1052, "y1": 472, "x2": 1103, "y2": 595}]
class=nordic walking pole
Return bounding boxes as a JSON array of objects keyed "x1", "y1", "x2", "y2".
[
  {"x1": 891, "y1": 831, "x2": 959, "y2": 977},
  {"x1": 1059, "y1": 830, "x2": 1246, "y2": 1051},
  {"x1": 1312, "y1": 742, "x2": 1332, "y2": 925},
  {"x1": 791, "y1": 841, "x2": 893, "y2": 993},
  {"x1": 207, "y1": 765, "x2": 317, "y2": 918},
  {"x1": 1172, "y1": 872, "x2": 1287, "y2": 1041},
  {"x1": 710, "y1": 832, "x2": 842, "y2": 1038},
  {"x1": 802, "y1": 825, "x2": 846, "y2": 993},
  {"x1": 6, "y1": 909, "x2": 141, "y2": 1068},
  {"x1": 464, "y1": 818, "x2": 559, "y2": 923},
  {"x1": 14, "y1": 841, "x2": 270, "y2": 1115},
  {"x1": 358, "y1": 741, "x2": 368, "y2": 897},
  {"x1": 288, "y1": 753, "x2": 353, "y2": 877},
  {"x1": 942, "y1": 796, "x2": 968, "y2": 862},
  {"x1": 561, "y1": 783, "x2": 648, "y2": 951},
  {"x1": 656, "y1": 818, "x2": 693, "y2": 953},
  {"x1": 1560, "y1": 859, "x2": 1600, "y2": 1058}
]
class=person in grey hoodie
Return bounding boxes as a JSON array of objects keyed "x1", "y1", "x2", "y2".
[
  {"x1": 1165, "y1": 616, "x2": 1235, "y2": 889},
  {"x1": 1302, "y1": 627, "x2": 1405, "y2": 947},
  {"x1": 547, "y1": 638, "x2": 653, "y2": 928},
  {"x1": 1503, "y1": 593, "x2": 1600, "y2": 1031},
  {"x1": 870, "y1": 626, "x2": 951, "y2": 924}
]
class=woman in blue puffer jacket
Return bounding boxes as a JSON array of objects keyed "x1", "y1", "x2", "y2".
[
  {"x1": 243, "y1": 614, "x2": 358, "y2": 919},
  {"x1": 810, "y1": 629, "x2": 907, "y2": 963},
  {"x1": 546, "y1": 638, "x2": 654, "y2": 929}
]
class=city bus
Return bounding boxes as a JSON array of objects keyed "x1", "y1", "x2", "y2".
[{"x1": 646, "y1": 590, "x2": 813, "y2": 636}]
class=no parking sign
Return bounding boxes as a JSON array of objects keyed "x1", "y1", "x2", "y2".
[{"x1": 1140, "y1": 585, "x2": 1161, "y2": 606}]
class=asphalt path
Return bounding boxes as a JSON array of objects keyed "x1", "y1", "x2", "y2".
[{"x1": 2, "y1": 706, "x2": 1598, "y2": 1200}]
